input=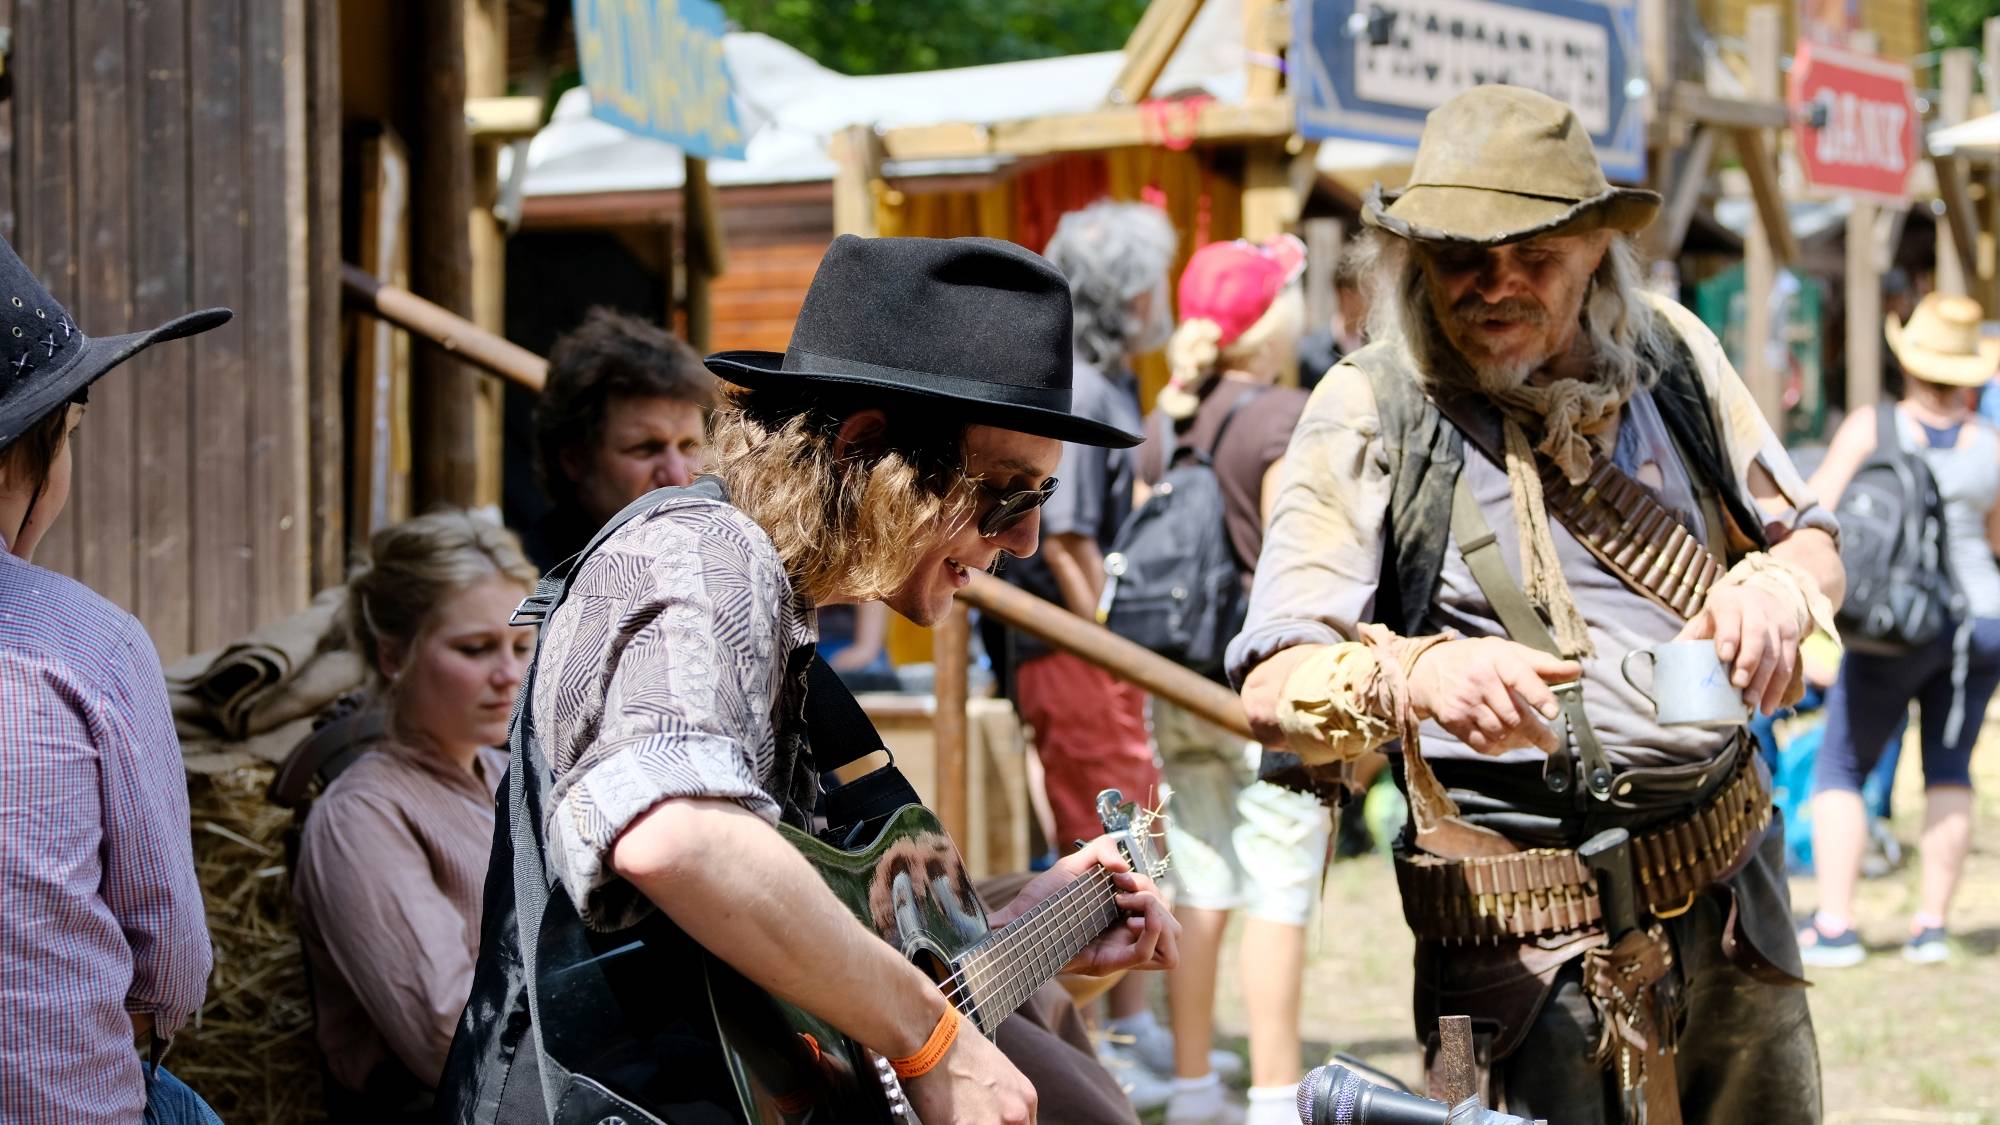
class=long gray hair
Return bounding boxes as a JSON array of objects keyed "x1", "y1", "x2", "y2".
[
  {"x1": 1366, "y1": 233, "x2": 1671, "y2": 395},
  {"x1": 1043, "y1": 201, "x2": 1178, "y2": 370}
]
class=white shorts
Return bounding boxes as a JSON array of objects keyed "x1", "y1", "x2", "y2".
[{"x1": 1152, "y1": 698, "x2": 1331, "y2": 925}]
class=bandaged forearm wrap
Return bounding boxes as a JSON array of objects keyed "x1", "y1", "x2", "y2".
[
  {"x1": 1271, "y1": 628, "x2": 1455, "y2": 767},
  {"x1": 1712, "y1": 551, "x2": 1840, "y2": 642}
]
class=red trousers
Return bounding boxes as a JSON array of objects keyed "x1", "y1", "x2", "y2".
[{"x1": 1014, "y1": 650, "x2": 1161, "y2": 852}]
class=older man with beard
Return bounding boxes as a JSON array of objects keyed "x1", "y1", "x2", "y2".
[{"x1": 1232, "y1": 87, "x2": 1843, "y2": 1123}]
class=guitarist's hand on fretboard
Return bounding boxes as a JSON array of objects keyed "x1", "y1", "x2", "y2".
[{"x1": 984, "y1": 834, "x2": 1181, "y2": 977}]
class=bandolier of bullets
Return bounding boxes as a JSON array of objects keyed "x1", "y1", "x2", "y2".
[{"x1": 1537, "y1": 457, "x2": 1727, "y2": 620}]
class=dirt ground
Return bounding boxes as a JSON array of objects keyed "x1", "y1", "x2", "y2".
[{"x1": 1191, "y1": 728, "x2": 2000, "y2": 1124}]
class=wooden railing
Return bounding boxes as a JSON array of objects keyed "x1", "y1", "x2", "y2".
[{"x1": 343, "y1": 269, "x2": 1254, "y2": 843}]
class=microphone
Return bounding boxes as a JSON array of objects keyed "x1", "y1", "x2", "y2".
[{"x1": 1296, "y1": 1065, "x2": 1538, "y2": 1125}]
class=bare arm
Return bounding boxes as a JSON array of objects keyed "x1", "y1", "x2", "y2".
[
  {"x1": 1042, "y1": 531, "x2": 1106, "y2": 619},
  {"x1": 1750, "y1": 459, "x2": 1847, "y2": 610},
  {"x1": 1805, "y1": 408, "x2": 1879, "y2": 510},
  {"x1": 1986, "y1": 491, "x2": 2000, "y2": 557},
  {"x1": 612, "y1": 797, "x2": 948, "y2": 1060},
  {"x1": 830, "y1": 600, "x2": 890, "y2": 672}
]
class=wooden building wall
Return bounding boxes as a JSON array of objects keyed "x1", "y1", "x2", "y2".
[{"x1": 4, "y1": 0, "x2": 339, "y2": 661}]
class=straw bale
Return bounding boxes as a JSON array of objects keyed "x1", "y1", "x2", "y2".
[{"x1": 171, "y1": 763, "x2": 326, "y2": 1124}]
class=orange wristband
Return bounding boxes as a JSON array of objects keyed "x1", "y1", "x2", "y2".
[{"x1": 889, "y1": 1005, "x2": 961, "y2": 1080}]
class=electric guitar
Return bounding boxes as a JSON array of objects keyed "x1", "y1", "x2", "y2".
[{"x1": 533, "y1": 788, "x2": 1164, "y2": 1123}]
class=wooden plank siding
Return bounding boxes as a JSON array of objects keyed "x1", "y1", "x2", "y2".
[
  {"x1": 8, "y1": 0, "x2": 320, "y2": 661},
  {"x1": 1696, "y1": 0, "x2": 1928, "y2": 63}
]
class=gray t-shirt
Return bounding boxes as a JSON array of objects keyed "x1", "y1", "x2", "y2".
[{"x1": 1004, "y1": 350, "x2": 1144, "y2": 664}]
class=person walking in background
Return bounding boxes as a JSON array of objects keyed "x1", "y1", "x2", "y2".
[
  {"x1": 525, "y1": 307, "x2": 716, "y2": 569},
  {"x1": 291, "y1": 512, "x2": 538, "y2": 1121},
  {"x1": 1801, "y1": 293, "x2": 2000, "y2": 967},
  {"x1": 1138, "y1": 235, "x2": 1324, "y2": 1125},
  {"x1": 998, "y1": 200, "x2": 1180, "y2": 1108},
  {"x1": 0, "y1": 235, "x2": 229, "y2": 1123}
]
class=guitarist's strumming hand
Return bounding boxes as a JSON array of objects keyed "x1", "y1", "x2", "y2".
[
  {"x1": 985, "y1": 834, "x2": 1181, "y2": 977},
  {"x1": 903, "y1": 1019, "x2": 1038, "y2": 1125}
]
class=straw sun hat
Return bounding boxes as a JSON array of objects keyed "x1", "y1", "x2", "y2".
[
  {"x1": 1363, "y1": 85, "x2": 1660, "y2": 246},
  {"x1": 1886, "y1": 293, "x2": 2000, "y2": 388}
]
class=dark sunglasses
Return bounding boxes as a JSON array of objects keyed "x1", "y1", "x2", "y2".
[{"x1": 977, "y1": 476, "x2": 1058, "y2": 538}]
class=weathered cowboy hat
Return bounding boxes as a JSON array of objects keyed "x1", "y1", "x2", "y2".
[
  {"x1": 0, "y1": 233, "x2": 231, "y2": 449},
  {"x1": 707, "y1": 234, "x2": 1141, "y2": 448},
  {"x1": 1363, "y1": 85, "x2": 1661, "y2": 246},
  {"x1": 1887, "y1": 293, "x2": 2000, "y2": 387}
]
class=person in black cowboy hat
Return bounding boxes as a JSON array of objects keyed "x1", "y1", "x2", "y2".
[
  {"x1": 0, "y1": 234, "x2": 230, "y2": 1124},
  {"x1": 440, "y1": 235, "x2": 1179, "y2": 1125}
]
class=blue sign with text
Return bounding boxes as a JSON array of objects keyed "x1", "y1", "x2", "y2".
[
  {"x1": 1291, "y1": 0, "x2": 1645, "y2": 182},
  {"x1": 574, "y1": 0, "x2": 748, "y2": 160}
]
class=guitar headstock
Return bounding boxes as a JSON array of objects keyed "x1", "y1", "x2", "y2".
[{"x1": 1094, "y1": 788, "x2": 1168, "y2": 881}]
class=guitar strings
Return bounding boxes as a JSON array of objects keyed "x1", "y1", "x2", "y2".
[{"x1": 937, "y1": 848, "x2": 1170, "y2": 1023}]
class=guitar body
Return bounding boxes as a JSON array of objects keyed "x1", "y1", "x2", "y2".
[
  {"x1": 714, "y1": 804, "x2": 991, "y2": 1123},
  {"x1": 533, "y1": 790, "x2": 1156, "y2": 1125}
]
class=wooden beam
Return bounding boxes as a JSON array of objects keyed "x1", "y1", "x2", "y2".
[
  {"x1": 1243, "y1": 0, "x2": 1282, "y2": 100},
  {"x1": 1106, "y1": 0, "x2": 1204, "y2": 107},
  {"x1": 880, "y1": 98, "x2": 1292, "y2": 163},
  {"x1": 1672, "y1": 82, "x2": 1791, "y2": 131},
  {"x1": 1846, "y1": 29, "x2": 1882, "y2": 413},
  {"x1": 683, "y1": 155, "x2": 726, "y2": 352},
  {"x1": 1937, "y1": 48, "x2": 1978, "y2": 300},
  {"x1": 343, "y1": 264, "x2": 550, "y2": 392},
  {"x1": 412, "y1": 0, "x2": 481, "y2": 509},
  {"x1": 833, "y1": 123, "x2": 883, "y2": 237},
  {"x1": 1982, "y1": 18, "x2": 2000, "y2": 310},
  {"x1": 305, "y1": 0, "x2": 344, "y2": 591},
  {"x1": 1742, "y1": 5, "x2": 1785, "y2": 428},
  {"x1": 465, "y1": 94, "x2": 544, "y2": 139},
  {"x1": 466, "y1": 0, "x2": 507, "y2": 512},
  {"x1": 1651, "y1": 124, "x2": 1716, "y2": 261}
]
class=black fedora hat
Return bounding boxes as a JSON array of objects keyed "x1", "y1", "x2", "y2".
[
  {"x1": 0, "y1": 234, "x2": 231, "y2": 449},
  {"x1": 707, "y1": 234, "x2": 1140, "y2": 448}
]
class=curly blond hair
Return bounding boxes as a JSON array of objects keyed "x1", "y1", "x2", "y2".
[{"x1": 707, "y1": 390, "x2": 981, "y2": 605}]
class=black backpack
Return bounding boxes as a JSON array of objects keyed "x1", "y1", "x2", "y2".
[
  {"x1": 1833, "y1": 404, "x2": 1959, "y2": 654},
  {"x1": 1101, "y1": 390, "x2": 1262, "y2": 680}
]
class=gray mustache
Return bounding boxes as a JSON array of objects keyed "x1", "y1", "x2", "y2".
[{"x1": 1453, "y1": 298, "x2": 1547, "y2": 326}]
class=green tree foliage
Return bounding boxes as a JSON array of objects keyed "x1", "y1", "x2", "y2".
[
  {"x1": 1929, "y1": 0, "x2": 2000, "y2": 50},
  {"x1": 716, "y1": 0, "x2": 1151, "y2": 75}
]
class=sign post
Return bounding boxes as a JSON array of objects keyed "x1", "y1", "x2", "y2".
[
  {"x1": 1290, "y1": 0, "x2": 1646, "y2": 181},
  {"x1": 1787, "y1": 41, "x2": 1917, "y2": 204}
]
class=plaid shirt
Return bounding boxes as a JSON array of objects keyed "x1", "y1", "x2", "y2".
[{"x1": 0, "y1": 550, "x2": 211, "y2": 1124}]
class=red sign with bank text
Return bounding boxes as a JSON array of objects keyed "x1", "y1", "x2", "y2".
[{"x1": 1788, "y1": 42, "x2": 1918, "y2": 204}]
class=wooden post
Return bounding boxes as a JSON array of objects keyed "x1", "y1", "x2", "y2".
[
  {"x1": 833, "y1": 124, "x2": 882, "y2": 238},
  {"x1": 465, "y1": 0, "x2": 507, "y2": 511},
  {"x1": 412, "y1": 0, "x2": 481, "y2": 509},
  {"x1": 683, "y1": 155, "x2": 727, "y2": 353},
  {"x1": 1243, "y1": 0, "x2": 1282, "y2": 100},
  {"x1": 932, "y1": 602, "x2": 972, "y2": 845},
  {"x1": 1846, "y1": 30, "x2": 1882, "y2": 411},
  {"x1": 1983, "y1": 19, "x2": 2000, "y2": 312},
  {"x1": 1242, "y1": 142, "x2": 1299, "y2": 241},
  {"x1": 1742, "y1": 6, "x2": 1785, "y2": 427},
  {"x1": 306, "y1": 0, "x2": 344, "y2": 591},
  {"x1": 1108, "y1": 0, "x2": 1206, "y2": 106},
  {"x1": 1937, "y1": 48, "x2": 1976, "y2": 299},
  {"x1": 1431, "y1": 1015, "x2": 1478, "y2": 1106}
]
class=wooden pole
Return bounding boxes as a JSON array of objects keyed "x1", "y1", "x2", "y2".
[
  {"x1": 932, "y1": 603, "x2": 972, "y2": 845},
  {"x1": 833, "y1": 124, "x2": 882, "y2": 238},
  {"x1": 1846, "y1": 30, "x2": 1883, "y2": 411},
  {"x1": 1243, "y1": 0, "x2": 1282, "y2": 101},
  {"x1": 1937, "y1": 48, "x2": 1976, "y2": 299},
  {"x1": 1983, "y1": 19, "x2": 2000, "y2": 312},
  {"x1": 411, "y1": 0, "x2": 481, "y2": 508},
  {"x1": 465, "y1": 0, "x2": 508, "y2": 510},
  {"x1": 1108, "y1": 0, "x2": 1206, "y2": 106},
  {"x1": 683, "y1": 155, "x2": 726, "y2": 352},
  {"x1": 343, "y1": 264, "x2": 549, "y2": 392},
  {"x1": 305, "y1": 0, "x2": 344, "y2": 591},
  {"x1": 1431, "y1": 1015, "x2": 1478, "y2": 1106},
  {"x1": 957, "y1": 571, "x2": 1253, "y2": 740},
  {"x1": 1742, "y1": 6, "x2": 1785, "y2": 427}
]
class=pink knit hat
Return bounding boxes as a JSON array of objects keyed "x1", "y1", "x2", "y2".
[{"x1": 1175, "y1": 234, "x2": 1306, "y2": 347}]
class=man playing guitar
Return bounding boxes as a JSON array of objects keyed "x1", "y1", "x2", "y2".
[{"x1": 441, "y1": 235, "x2": 1179, "y2": 1125}]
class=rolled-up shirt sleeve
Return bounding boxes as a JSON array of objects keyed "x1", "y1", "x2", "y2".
[
  {"x1": 538, "y1": 501, "x2": 806, "y2": 929},
  {"x1": 98, "y1": 618, "x2": 211, "y2": 1037},
  {"x1": 1227, "y1": 371, "x2": 1397, "y2": 686}
]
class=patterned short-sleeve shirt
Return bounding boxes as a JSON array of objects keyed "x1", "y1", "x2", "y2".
[{"x1": 535, "y1": 494, "x2": 819, "y2": 930}]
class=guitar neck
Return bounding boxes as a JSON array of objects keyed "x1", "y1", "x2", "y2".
[{"x1": 952, "y1": 868, "x2": 1122, "y2": 1028}]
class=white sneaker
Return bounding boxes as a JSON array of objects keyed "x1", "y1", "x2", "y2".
[
  {"x1": 1164, "y1": 1087, "x2": 1247, "y2": 1125},
  {"x1": 1119, "y1": 1019, "x2": 1247, "y2": 1083},
  {"x1": 1096, "y1": 1038, "x2": 1173, "y2": 1113}
]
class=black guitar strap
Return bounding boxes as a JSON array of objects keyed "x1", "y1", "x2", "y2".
[{"x1": 802, "y1": 652, "x2": 924, "y2": 836}]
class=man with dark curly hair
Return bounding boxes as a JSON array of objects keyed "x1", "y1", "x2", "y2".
[{"x1": 524, "y1": 307, "x2": 716, "y2": 568}]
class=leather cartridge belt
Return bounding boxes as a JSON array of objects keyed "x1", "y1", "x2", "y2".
[{"x1": 1394, "y1": 751, "x2": 1771, "y2": 944}]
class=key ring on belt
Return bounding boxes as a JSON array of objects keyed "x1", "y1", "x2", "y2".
[{"x1": 1548, "y1": 679, "x2": 1618, "y2": 802}]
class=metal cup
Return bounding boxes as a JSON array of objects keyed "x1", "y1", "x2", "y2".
[{"x1": 1620, "y1": 639, "x2": 1749, "y2": 728}]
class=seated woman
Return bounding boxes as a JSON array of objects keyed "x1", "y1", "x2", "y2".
[{"x1": 291, "y1": 511, "x2": 537, "y2": 1118}]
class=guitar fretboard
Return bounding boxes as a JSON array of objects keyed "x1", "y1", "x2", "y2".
[{"x1": 949, "y1": 867, "x2": 1123, "y2": 1030}]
